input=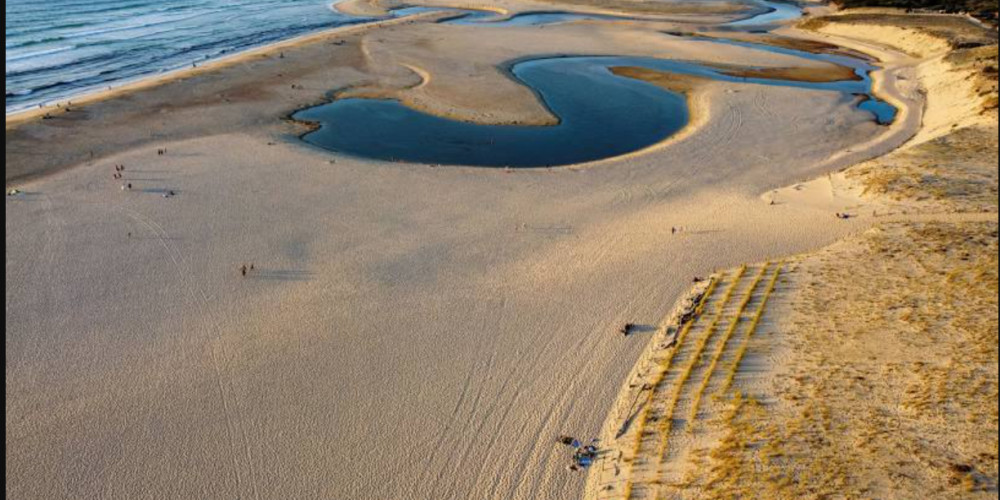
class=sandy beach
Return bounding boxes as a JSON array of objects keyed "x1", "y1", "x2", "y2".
[{"x1": 6, "y1": 1, "x2": 997, "y2": 499}]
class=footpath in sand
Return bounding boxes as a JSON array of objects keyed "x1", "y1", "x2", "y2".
[{"x1": 585, "y1": 10, "x2": 998, "y2": 500}]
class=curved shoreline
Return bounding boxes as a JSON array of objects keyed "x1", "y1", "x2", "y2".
[
  {"x1": 292, "y1": 55, "x2": 691, "y2": 167},
  {"x1": 291, "y1": 43, "x2": 896, "y2": 167},
  {"x1": 5, "y1": 0, "x2": 787, "y2": 127},
  {"x1": 4, "y1": 10, "x2": 443, "y2": 130},
  {"x1": 6, "y1": 4, "x2": 847, "y2": 185},
  {"x1": 284, "y1": 55, "x2": 713, "y2": 168},
  {"x1": 607, "y1": 26, "x2": 915, "y2": 173},
  {"x1": 337, "y1": 0, "x2": 764, "y2": 19},
  {"x1": 278, "y1": 1, "x2": 868, "y2": 169},
  {"x1": 774, "y1": 22, "x2": 923, "y2": 173}
]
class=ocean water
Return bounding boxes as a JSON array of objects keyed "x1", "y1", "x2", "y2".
[{"x1": 5, "y1": 0, "x2": 363, "y2": 113}]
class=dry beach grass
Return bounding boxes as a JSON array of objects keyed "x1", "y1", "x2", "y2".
[{"x1": 585, "y1": 9, "x2": 999, "y2": 500}]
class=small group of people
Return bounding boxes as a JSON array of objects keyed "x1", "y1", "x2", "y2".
[
  {"x1": 113, "y1": 162, "x2": 175, "y2": 197},
  {"x1": 156, "y1": 148, "x2": 168, "y2": 156},
  {"x1": 239, "y1": 263, "x2": 256, "y2": 277},
  {"x1": 559, "y1": 436, "x2": 599, "y2": 471}
]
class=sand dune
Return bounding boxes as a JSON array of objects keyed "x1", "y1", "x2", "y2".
[{"x1": 583, "y1": 10, "x2": 998, "y2": 500}]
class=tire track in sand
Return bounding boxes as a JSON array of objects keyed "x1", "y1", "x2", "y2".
[{"x1": 118, "y1": 205, "x2": 261, "y2": 500}]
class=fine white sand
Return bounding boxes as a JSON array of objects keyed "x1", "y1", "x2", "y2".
[{"x1": 6, "y1": 2, "x2": 926, "y2": 499}]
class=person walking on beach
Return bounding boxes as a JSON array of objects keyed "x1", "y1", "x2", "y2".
[
  {"x1": 620, "y1": 323, "x2": 634, "y2": 337},
  {"x1": 240, "y1": 264, "x2": 248, "y2": 277}
]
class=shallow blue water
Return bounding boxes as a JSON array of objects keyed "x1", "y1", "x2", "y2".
[
  {"x1": 726, "y1": 0, "x2": 802, "y2": 27},
  {"x1": 295, "y1": 57, "x2": 690, "y2": 167},
  {"x1": 295, "y1": 49, "x2": 896, "y2": 167},
  {"x1": 449, "y1": 10, "x2": 643, "y2": 26},
  {"x1": 690, "y1": 36, "x2": 897, "y2": 124},
  {"x1": 5, "y1": 0, "x2": 364, "y2": 113},
  {"x1": 398, "y1": 0, "x2": 802, "y2": 28},
  {"x1": 292, "y1": 4, "x2": 895, "y2": 168}
]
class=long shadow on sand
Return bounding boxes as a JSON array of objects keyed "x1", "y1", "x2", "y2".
[{"x1": 249, "y1": 269, "x2": 315, "y2": 282}]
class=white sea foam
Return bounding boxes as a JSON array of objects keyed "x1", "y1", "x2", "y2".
[{"x1": 5, "y1": 0, "x2": 359, "y2": 114}]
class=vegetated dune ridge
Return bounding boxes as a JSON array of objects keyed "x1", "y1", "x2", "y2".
[
  {"x1": 4, "y1": 3, "x2": 985, "y2": 500},
  {"x1": 584, "y1": 10, "x2": 998, "y2": 500}
]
